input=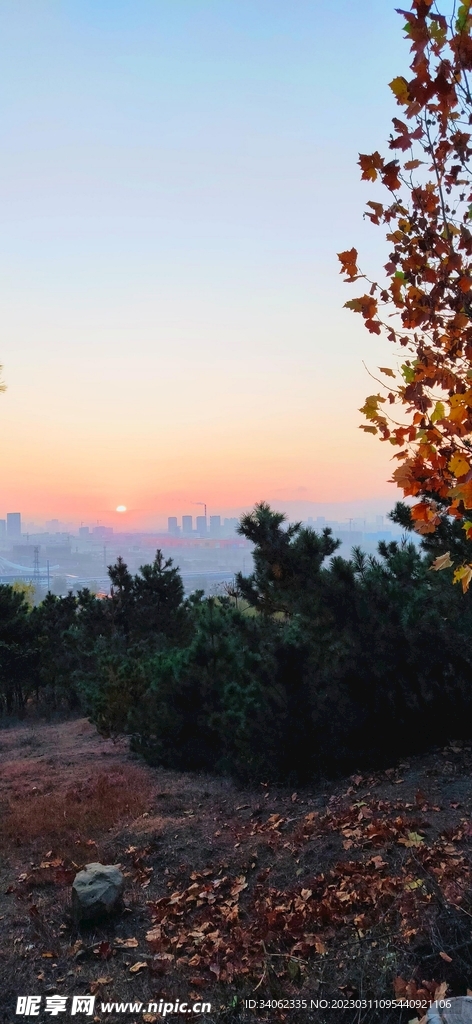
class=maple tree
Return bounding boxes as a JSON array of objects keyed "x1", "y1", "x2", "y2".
[{"x1": 339, "y1": 0, "x2": 472, "y2": 588}]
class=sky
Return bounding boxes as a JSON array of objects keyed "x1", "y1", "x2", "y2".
[{"x1": 0, "y1": 1, "x2": 414, "y2": 528}]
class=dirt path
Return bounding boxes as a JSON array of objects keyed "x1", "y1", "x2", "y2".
[{"x1": 2, "y1": 719, "x2": 472, "y2": 1023}]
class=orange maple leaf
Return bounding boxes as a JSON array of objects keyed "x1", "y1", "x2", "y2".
[
  {"x1": 337, "y1": 248, "x2": 359, "y2": 280},
  {"x1": 358, "y1": 151, "x2": 383, "y2": 182}
]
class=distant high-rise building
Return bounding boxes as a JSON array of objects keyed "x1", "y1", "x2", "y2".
[
  {"x1": 78, "y1": 526, "x2": 90, "y2": 538},
  {"x1": 168, "y1": 516, "x2": 180, "y2": 537},
  {"x1": 223, "y1": 517, "x2": 239, "y2": 536},
  {"x1": 182, "y1": 515, "x2": 193, "y2": 536},
  {"x1": 376, "y1": 515, "x2": 384, "y2": 528},
  {"x1": 0, "y1": 519, "x2": 5, "y2": 538},
  {"x1": 46, "y1": 519, "x2": 60, "y2": 532},
  {"x1": 196, "y1": 515, "x2": 207, "y2": 538},
  {"x1": 7, "y1": 512, "x2": 21, "y2": 539},
  {"x1": 92, "y1": 525, "x2": 113, "y2": 539},
  {"x1": 209, "y1": 515, "x2": 221, "y2": 537}
]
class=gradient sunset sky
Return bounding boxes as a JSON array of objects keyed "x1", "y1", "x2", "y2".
[{"x1": 0, "y1": 1, "x2": 412, "y2": 528}]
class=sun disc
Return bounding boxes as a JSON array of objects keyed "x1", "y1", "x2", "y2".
[{"x1": 116, "y1": 505, "x2": 127, "y2": 513}]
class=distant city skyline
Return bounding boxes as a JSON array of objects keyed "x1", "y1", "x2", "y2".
[
  {"x1": 2, "y1": 496, "x2": 409, "y2": 537},
  {"x1": 0, "y1": 500, "x2": 409, "y2": 597}
]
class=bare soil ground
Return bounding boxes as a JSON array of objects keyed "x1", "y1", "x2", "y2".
[{"x1": 2, "y1": 719, "x2": 472, "y2": 1024}]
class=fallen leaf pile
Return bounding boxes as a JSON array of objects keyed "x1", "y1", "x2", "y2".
[
  {"x1": 130, "y1": 797, "x2": 472, "y2": 984},
  {"x1": 5, "y1": 773, "x2": 472, "y2": 1011}
]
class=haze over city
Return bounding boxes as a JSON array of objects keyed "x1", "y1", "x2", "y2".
[
  {"x1": 0, "y1": 0, "x2": 412, "y2": 529},
  {"x1": 0, "y1": 505, "x2": 406, "y2": 599}
]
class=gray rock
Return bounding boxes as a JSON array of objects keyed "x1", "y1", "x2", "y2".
[
  {"x1": 72, "y1": 862, "x2": 124, "y2": 921},
  {"x1": 427, "y1": 997, "x2": 472, "y2": 1023}
]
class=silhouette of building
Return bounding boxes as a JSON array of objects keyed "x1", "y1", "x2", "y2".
[
  {"x1": 12, "y1": 544, "x2": 37, "y2": 563},
  {"x1": 78, "y1": 526, "x2": 90, "y2": 538},
  {"x1": 196, "y1": 516, "x2": 207, "y2": 538},
  {"x1": 7, "y1": 512, "x2": 21, "y2": 539},
  {"x1": 209, "y1": 515, "x2": 221, "y2": 537},
  {"x1": 168, "y1": 516, "x2": 180, "y2": 537},
  {"x1": 182, "y1": 516, "x2": 193, "y2": 536},
  {"x1": 223, "y1": 517, "x2": 238, "y2": 536},
  {"x1": 92, "y1": 526, "x2": 113, "y2": 539},
  {"x1": 0, "y1": 519, "x2": 5, "y2": 539}
]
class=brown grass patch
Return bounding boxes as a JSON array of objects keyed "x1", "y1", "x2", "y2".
[{"x1": 1, "y1": 765, "x2": 156, "y2": 857}]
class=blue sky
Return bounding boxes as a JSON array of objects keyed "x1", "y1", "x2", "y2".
[{"x1": 0, "y1": 1, "x2": 415, "y2": 525}]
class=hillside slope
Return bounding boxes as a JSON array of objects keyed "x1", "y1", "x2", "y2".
[{"x1": 2, "y1": 719, "x2": 472, "y2": 1023}]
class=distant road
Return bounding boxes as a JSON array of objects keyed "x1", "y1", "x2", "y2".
[{"x1": 0, "y1": 568, "x2": 239, "y2": 592}]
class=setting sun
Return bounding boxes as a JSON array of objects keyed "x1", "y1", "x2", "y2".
[{"x1": 116, "y1": 505, "x2": 127, "y2": 513}]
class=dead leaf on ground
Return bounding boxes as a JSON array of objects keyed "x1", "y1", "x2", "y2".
[
  {"x1": 90, "y1": 977, "x2": 113, "y2": 994},
  {"x1": 93, "y1": 941, "x2": 112, "y2": 959},
  {"x1": 398, "y1": 832, "x2": 424, "y2": 847}
]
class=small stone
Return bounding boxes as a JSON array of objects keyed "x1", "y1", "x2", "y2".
[{"x1": 72, "y1": 863, "x2": 124, "y2": 922}]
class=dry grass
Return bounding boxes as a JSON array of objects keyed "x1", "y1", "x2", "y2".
[
  {"x1": 0, "y1": 718, "x2": 159, "y2": 863},
  {"x1": 1, "y1": 765, "x2": 156, "y2": 856},
  {"x1": 3, "y1": 720, "x2": 472, "y2": 1023}
]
